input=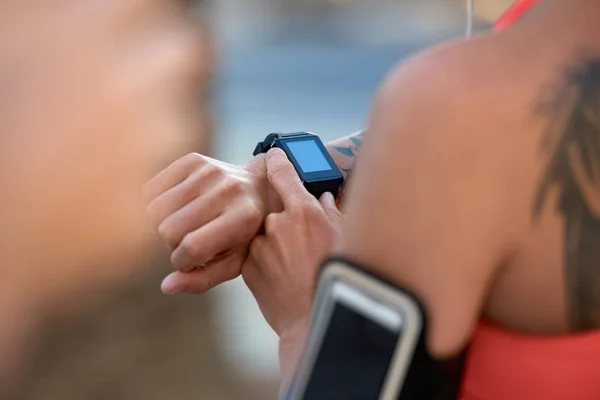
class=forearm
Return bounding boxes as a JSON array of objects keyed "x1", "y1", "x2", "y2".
[
  {"x1": 325, "y1": 130, "x2": 366, "y2": 204},
  {"x1": 325, "y1": 130, "x2": 365, "y2": 178}
]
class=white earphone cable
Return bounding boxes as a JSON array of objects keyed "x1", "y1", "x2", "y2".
[{"x1": 465, "y1": 0, "x2": 474, "y2": 37}]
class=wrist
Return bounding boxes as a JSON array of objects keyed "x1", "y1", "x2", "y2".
[{"x1": 278, "y1": 317, "x2": 310, "y2": 392}]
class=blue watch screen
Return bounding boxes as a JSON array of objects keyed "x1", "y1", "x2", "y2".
[{"x1": 286, "y1": 139, "x2": 332, "y2": 173}]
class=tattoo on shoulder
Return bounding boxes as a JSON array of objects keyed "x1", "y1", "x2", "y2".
[{"x1": 534, "y1": 56, "x2": 600, "y2": 331}]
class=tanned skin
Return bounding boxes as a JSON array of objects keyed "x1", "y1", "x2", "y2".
[
  {"x1": 145, "y1": 0, "x2": 600, "y2": 366},
  {"x1": 245, "y1": 1, "x2": 600, "y2": 389}
]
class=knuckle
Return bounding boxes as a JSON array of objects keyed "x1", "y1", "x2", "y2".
[
  {"x1": 157, "y1": 221, "x2": 176, "y2": 245},
  {"x1": 182, "y1": 152, "x2": 204, "y2": 170},
  {"x1": 184, "y1": 152, "x2": 203, "y2": 163},
  {"x1": 187, "y1": 164, "x2": 222, "y2": 191},
  {"x1": 198, "y1": 163, "x2": 222, "y2": 180},
  {"x1": 242, "y1": 200, "x2": 263, "y2": 226},
  {"x1": 157, "y1": 221, "x2": 169, "y2": 238},
  {"x1": 179, "y1": 235, "x2": 200, "y2": 259},
  {"x1": 181, "y1": 182, "x2": 199, "y2": 201},
  {"x1": 218, "y1": 178, "x2": 244, "y2": 198}
]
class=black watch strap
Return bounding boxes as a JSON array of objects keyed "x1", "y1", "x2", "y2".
[
  {"x1": 253, "y1": 133, "x2": 311, "y2": 157},
  {"x1": 252, "y1": 133, "x2": 278, "y2": 156}
]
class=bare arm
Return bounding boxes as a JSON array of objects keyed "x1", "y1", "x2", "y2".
[
  {"x1": 339, "y1": 55, "x2": 513, "y2": 358},
  {"x1": 324, "y1": 130, "x2": 366, "y2": 205},
  {"x1": 326, "y1": 131, "x2": 366, "y2": 177}
]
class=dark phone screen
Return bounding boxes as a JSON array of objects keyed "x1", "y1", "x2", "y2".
[{"x1": 302, "y1": 303, "x2": 401, "y2": 400}]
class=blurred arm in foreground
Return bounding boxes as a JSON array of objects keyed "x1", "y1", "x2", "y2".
[{"x1": 0, "y1": 0, "x2": 210, "y2": 390}]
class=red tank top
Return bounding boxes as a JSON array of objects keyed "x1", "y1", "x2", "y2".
[
  {"x1": 461, "y1": 1, "x2": 600, "y2": 398},
  {"x1": 461, "y1": 319, "x2": 600, "y2": 400},
  {"x1": 494, "y1": 0, "x2": 541, "y2": 31}
]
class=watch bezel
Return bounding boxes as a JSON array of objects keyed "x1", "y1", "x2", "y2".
[{"x1": 274, "y1": 134, "x2": 343, "y2": 183}]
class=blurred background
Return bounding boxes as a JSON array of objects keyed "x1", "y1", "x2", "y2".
[{"x1": 6, "y1": 1, "x2": 511, "y2": 399}]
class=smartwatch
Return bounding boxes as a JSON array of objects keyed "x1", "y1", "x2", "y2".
[{"x1": 253, "y1": 132, "x2": 344, "y2": 199}]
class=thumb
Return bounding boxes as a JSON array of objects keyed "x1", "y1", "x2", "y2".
[
  {"x1": 319, "y1": 192, "x2": 343, "y2": 227},
  {"x1": 265, "y1": 148, "x2": 308, "y2": 206}
]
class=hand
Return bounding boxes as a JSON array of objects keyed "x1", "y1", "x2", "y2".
[
  {"x1": 143, "y1": 153, "x2": 280, "y2": 294},
  {"x1": 242, "y1": 148, "x2": 343, "y2": 336}
]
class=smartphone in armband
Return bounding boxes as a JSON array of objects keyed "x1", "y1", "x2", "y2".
[{"x1": 285, "y1": 258, "x2": 465, "y2": 400}]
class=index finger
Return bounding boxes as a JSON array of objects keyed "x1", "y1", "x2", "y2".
[
  {"x1": 265, "y1": 148, "x2": 312, "y2": 207},
  {"x1": 142, "y1": 153, "x2": 204, "y2": 203}
]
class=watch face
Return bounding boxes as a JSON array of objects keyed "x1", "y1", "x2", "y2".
[{"x1": 286, "y1": 139, "x2": 333, "y2": 173}]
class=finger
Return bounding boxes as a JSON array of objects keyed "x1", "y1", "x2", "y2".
[
  {"x1": 142, "y1": 153, "x2": 205, "y2": 203},
  {"x1": 319, "y1": 192, "x2": 343, "y2": 227},
  {"x1": 161, "y1": 253, "x2": 243, "y2": 294},
  {"x1": 146, "y1": 163, "x2": 221, "y2": 225},
  {"x1": 157, "y1": 189, "x2": 224, "y2": 249},
  {"x1": 265, "y1": 148, "x2": 311, "y2": 208},
  {"x1": 171, "y1": 204, "x2": 261, "y2": 272},
  {"x1": 158, "y1": 179, "x2": 258, "y2": 249}
]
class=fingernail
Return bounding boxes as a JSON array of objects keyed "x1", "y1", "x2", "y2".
[
  {"x1": 321, "y1": 192, "x2": 334, "y2": 205},
  {"x1": 161, "y1": 275, "x2": 181, "y2": 295}
]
